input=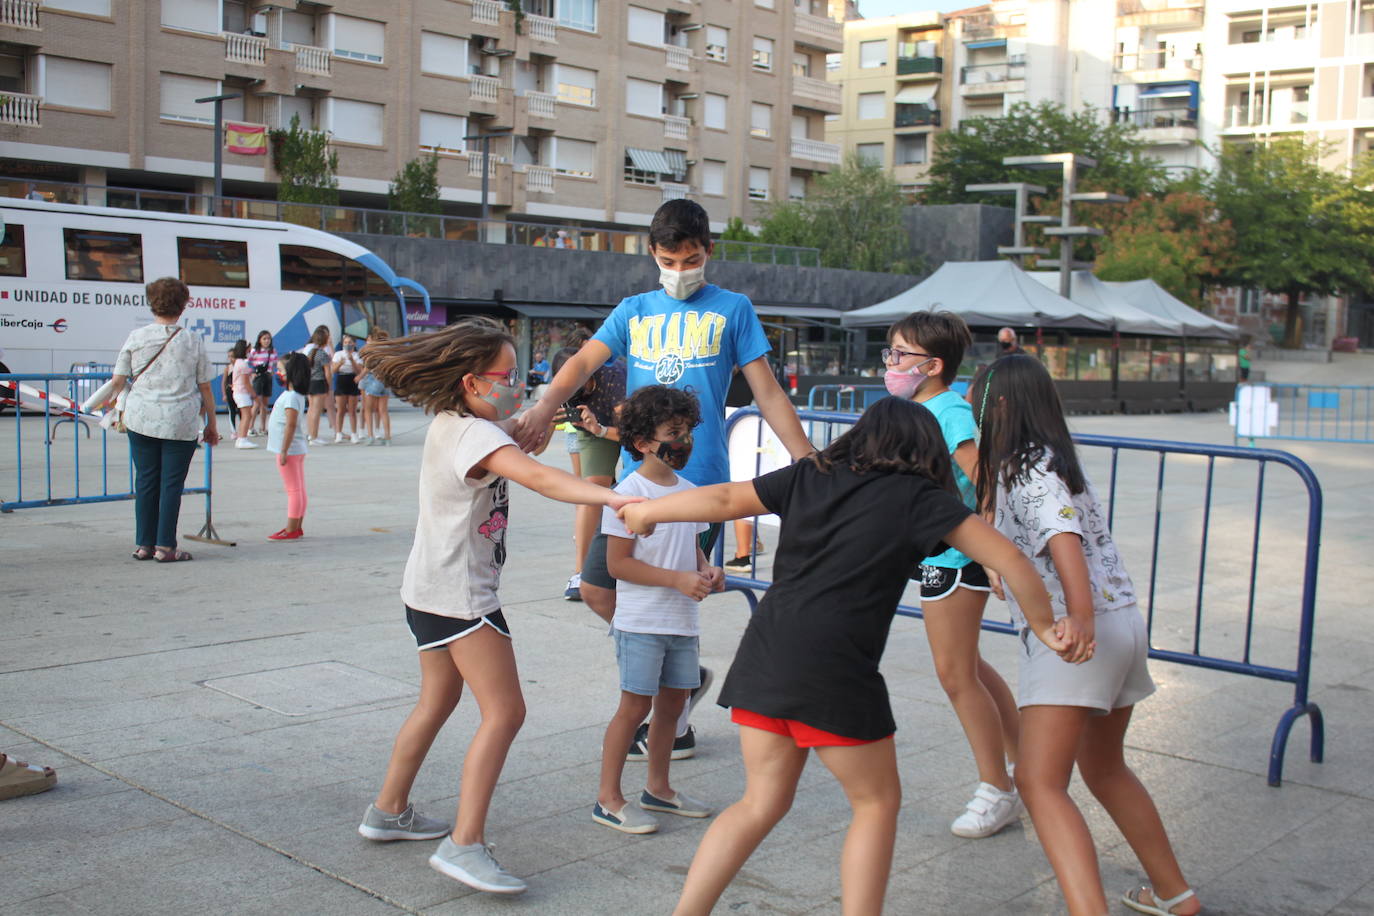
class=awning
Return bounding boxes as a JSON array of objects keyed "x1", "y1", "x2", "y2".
[
  {"x1": 1140, "y1": 83, "x2": 1195, "y2": 99},
  {"x1": 506, "y1": 304, "x2": 611, "y2": 319},
  {"x1": 894, "y1": 84, "x2": 938, "y2": 106},
  {"x1": 663, "y1": 148, "x2": 688, "y2": 174},
  {"x1": 626, "y1": 147, "x2": 672, "y2": 174},
  {"x1": 753, "y1": 304, "x2": 845, "y2": 319},
  {"x1": 966, "y1": 38, "x2": 1006, "y2": 49}
]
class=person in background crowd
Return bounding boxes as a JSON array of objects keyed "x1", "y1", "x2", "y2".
[
  {"x1": 229, "y1": 339, "x2": 258, "y2": 449},
  {"x1": 332, "y1": 334, "x2": 364, "y2": 443},
  {"x1": 223, "y1": 346, "x2": 240, "y2": 437},
  {"x1": 997, "y1": 327, "x2": 1024, "y2": 355},
  {"x1": 247, "y1": 330, "x2": 278, "y2": 436},
  {"x1": 358, "y1": 327, "x2": 393, "y2": 446},
  {"x1": 1238, "y1": 339, "x2": 1252, "y2": 382},
  {"x1": 527, "y1": 349, "x2": 550, "y2": 391},
  {"x1": 302, "y1": 326, "x2": 334, "y2": 446}
]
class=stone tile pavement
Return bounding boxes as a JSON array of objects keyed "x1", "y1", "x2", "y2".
[{"x1": 1, "y1": 404, "x2": 1371, "y2": 915}]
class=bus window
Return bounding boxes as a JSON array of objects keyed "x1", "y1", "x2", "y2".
[
  {"x1": 280, "y1": 244, "x2": 344, "y2": 298},
  {"x1": 64, "y1": 228, "x2": 144, "y2": 283},
  {"x1": 0, "y1": 224, "x2": 24, "y2": 277},
  {"x1": 342, "y1": 260, "x2": 404, "y2": 339},
  {"x1": 178, "y1": 237, "x2": 250, "y2": 288}
]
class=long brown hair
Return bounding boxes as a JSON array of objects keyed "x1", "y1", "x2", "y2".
[{"x1": 361, "y1": 317, "x2": 514, "y2": 415}]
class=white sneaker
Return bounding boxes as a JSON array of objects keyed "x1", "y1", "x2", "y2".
[
  {"x1": 350, "y1": 432, "x2": 362, "y2": 444},
  {"x1": 234, "y1": 438, "x2": 258, "y2": 449},
  {"x1": 333, "y1": 432, "x2": 344, "y2": 443},
  {"x1": 309, "y1": 437, "x2": 330, "y2": 446},
  {"x1": 950, "y1": 782, "x2": 1022, "y2": 838}
]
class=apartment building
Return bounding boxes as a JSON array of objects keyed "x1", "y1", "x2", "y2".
[
  {"x1": 0, "y1": 0, "x2": 845, "y2": 232},
  {"x1": 1111, "y1": 0, "x2": 1206, "y2": 174}
]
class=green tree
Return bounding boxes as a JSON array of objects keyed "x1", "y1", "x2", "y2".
[
  {"x1": 1209, "y1": 138, "x2": 1374, "y2": 347},
  {"x1": 269, "y1": 114, "x2": 338, "y2": 208},
  {"x1": 754, "y1": 154, "x2": 918, "y2": 273},
  {"x1": 1094, "y1": 191, "x2": 1235, "y2": 308},
  {"x1": 922, "y1": 101, "x2": 1166, "y2": 205},
  {"x1": 387, "y1": 153, "x2": 442, "y2": 236}
]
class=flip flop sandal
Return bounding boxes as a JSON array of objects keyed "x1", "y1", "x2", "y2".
[
  {"x1": 155, "y1": 548, "x2": 193, "y2": 563},
  {"x1": 0, "y1": 753, "x2": 57, "y2": 800},
  {"x1": 1123, "y1": 886, "x2": 1197, "y2": 916},
  {"x1": 131, "y1": 546, "x2": 154, "y2": 561}
]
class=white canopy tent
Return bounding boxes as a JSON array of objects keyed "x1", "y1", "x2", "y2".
[
  {"x1": 840, "y1": 261, "x2": 1115, "y2": 331},
  {"x1": 1103, "y1": 279, "x2": 1241, "y2": 340},
  {"x1": 1027, "y1": 271, "x2": 1179, "y2": 335}
]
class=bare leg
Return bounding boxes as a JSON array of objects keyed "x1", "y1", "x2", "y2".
[
  {"x1": 581, "y1": 581, "x2": 615, "y2": 625},
  {"x1": 307, "y1": 393, "x2": 323, "y2": 440},
  {"x1": 815, "y1": 737, "x2": 902, "y2": 916},
  {"x1": 379, "y1": 397, "x2": 391, "y2": 439},
  {"x1": 1077, "y1": 707, "x2": 1199, "y2": 915},
  {"x1": 361, "y1": 393, "x2": 374, "y2": 438},
  {"x1": 980, "y1": 655, "x2": 1020, "y2": 766},
  {"x1": 1017, "y1": 705, "x2": 1106, "y2": 916},
  {"x1": 674, "y1": 726, "x2": 808, "y2": 916},
  {"x1": 645, "y1": 689, "x2": 688, "y2": 798},
  {"x1": 598, "y1": 690, "x2": 654, "y2": 811},
  {"x1": 374, "y1": 649, "x2": 462, "y2": 813},
  {"x1": 445, "y1": 627, "x2": 527, "y2": 846},
  {"x1": 923, "y1": 588, "x2": 1014, "y2": 790},
  {"x1": 326, "y1": 391, "x2": 339, "y2": 437}
]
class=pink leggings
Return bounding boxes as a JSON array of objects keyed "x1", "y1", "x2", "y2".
[{"x1": 277, "y1": 454, "x2": 307, "y2": 518}]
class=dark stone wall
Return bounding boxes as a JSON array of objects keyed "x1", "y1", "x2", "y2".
[{"x1": 902, "y1": 204, "x2": 1015, "y2": 270}]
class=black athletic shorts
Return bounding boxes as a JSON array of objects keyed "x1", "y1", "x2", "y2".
[
  {"x1": 580, "y1": 523, "x2": 723, "y2": 591},
  {"x1": 252, "y1": 372, "x2": 273, "y2": 398},
  {"x1": 917, "y1": 561, "x2": 992, "y2": 602},
  {"x1": 406, "y1": 605, "x2": 510, "y2": 650},
  {"x1": 307, "y1": 378, "x2": 329, "y2": 396},
  {"x1": 335, "y1": 374, "x2": 360, "y2": 397}
]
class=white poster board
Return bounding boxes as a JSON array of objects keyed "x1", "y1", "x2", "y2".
[
  {"x1": 726, "y1": 407, "x2": 790, "y2": 527},
  {"x1": 1229, "y1": 384, "x2": 1278, "y2": 439}
]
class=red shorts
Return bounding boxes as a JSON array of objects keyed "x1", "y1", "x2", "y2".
[{"x1": 731, "y1": 707, "x2": 884, "y2": 748}]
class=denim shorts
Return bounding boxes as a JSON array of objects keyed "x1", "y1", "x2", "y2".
[{"x1": 613, "y1": 628, "x2": 701, "y2": 696}]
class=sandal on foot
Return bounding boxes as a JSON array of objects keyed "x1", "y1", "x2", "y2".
[
  {"x1": 154, "y1": 548, "x2": 193, "y2": 563},
  {"x1": 0, "y1": 753, "x2": 57, "y2": 800},
  {"x1": 1123, "y1": 886, "x2": 1197, "y2": 916},
  {"x1": 131, "y1": 546, "x2": 154, "y2": 561}
]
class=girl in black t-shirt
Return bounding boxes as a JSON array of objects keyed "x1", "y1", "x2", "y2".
[{"x1": 619, "y1": 397, "x2": 1069, "y2": 916}]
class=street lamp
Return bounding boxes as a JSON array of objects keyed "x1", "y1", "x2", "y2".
[
  {"x1": 464, "y1": 130, "x2": 515, "y2": 228},
  {"x1": 196, "y1": 92, "x2": 243, "y2": 216}
]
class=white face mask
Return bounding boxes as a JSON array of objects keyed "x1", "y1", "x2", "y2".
[{"x1": 659, "y1": 265, "x2": 706, "y2": 300}]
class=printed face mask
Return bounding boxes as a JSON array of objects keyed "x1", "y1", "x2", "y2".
[
  {"x1": 999, "y1": 340, "x2": 1014, "y2": 351},
  {"x1": 653, "y1": 434, "x2": 693, "y2": 470},
  {"x1": 883, "y1": 359, "x2": 933, "y2": 400},
  {"x1": 659, "y1": 265, "x2": 706, "y2": 300},
  {"x1": 479, "y1": 379, "x2": 526, "y2": 420}
]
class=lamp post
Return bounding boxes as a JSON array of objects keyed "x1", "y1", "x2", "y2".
[
  {"x1": 463, "y1": 130, "x2": 515, "y2": 232},
  {"x1": 196, "y1": 92, "x2": 243, "y2": 216}
]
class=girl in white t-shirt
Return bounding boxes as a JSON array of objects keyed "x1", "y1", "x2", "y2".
[
  {"x1": 972, "y1": 354, "x2": 1200, "y2": 916},
  {"x1": 355, "y1": 317, "x2": 639, "y2": 897}
]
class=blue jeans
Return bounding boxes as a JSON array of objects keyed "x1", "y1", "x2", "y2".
[{"x1": 128, "y1": 430, "x2": 198, "y2": 548}]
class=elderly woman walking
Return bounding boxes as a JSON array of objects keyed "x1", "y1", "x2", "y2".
[{"x1": 110, "y1": 277, "x2": 221, "y2": 562}]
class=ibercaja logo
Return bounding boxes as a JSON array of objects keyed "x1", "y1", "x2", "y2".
[{"x1": 50, "y1": 318, "x2": 68, "y2": 333}]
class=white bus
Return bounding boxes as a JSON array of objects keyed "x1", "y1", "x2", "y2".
[{"x1": 0, "y1": 198, "x2": 430, "y2": 380}]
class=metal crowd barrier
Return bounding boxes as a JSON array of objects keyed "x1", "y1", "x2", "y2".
[
  {"x1": 1240, "y1": 383, "x2": 1374, "y2": 445},
  {"x1": 0, "y1": 373, "x2": 228, "y2": 545},
  {"x1": 719, "y1": 408, "x2": 1324, "y2": 786},
  {"x1": 805, "y1": 384, "x2": 888, "y2": 413}
]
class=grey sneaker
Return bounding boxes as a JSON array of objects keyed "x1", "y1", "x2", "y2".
[
  {"x1": 592, "y1": 801, "x2": 660, "y2": 834},
  {"x1": 428, "y1": 837, "x2": 527, "y2": 894},
  {"x1": 357, "y1": 803, "x2": 451, "y2": 842},
  {"x1": 640, "y1": 789, "x2": 713, "y2": 818}
]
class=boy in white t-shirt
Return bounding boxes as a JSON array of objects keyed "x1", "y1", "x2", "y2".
[{"x1": 594, "y1": 386, "x2": 723, "y2": 834}]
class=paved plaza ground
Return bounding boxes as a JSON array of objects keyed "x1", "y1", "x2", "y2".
[{"x1": 2, "y1": 355, "x2": 1372, "y2": 915}]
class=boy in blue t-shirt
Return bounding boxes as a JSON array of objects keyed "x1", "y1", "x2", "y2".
[
  {"x1": 518, "y1": 200, "x2": 814, "y2": 757},
  {"x1": 883, "y1": 310, "x2": 1023, "y2": 840}
]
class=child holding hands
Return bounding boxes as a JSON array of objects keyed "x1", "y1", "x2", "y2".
[{"x1": 594, "y1": 386, "x2": 722, "y2": 834}]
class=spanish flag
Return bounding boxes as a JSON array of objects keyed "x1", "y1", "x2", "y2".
[{"x1": 225, "y1": 122, "x2": 267, "y2": 155}]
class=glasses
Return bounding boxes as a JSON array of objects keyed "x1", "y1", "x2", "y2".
[
  {"x1": 881, "y1": 347, "x2": 933, "y2": 365},
  {"x1": 477, "y1": 368, "x2": 520, "y2": 387}
]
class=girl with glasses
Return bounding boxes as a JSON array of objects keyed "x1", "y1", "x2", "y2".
[{"x1": 355, "y1": 318, "x2": 642, "y2": 896}]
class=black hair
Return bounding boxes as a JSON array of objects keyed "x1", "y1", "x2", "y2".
[
  {"x1": 971, "y1": 353, "x2": 1087, "y2": 515},
  {"x1": 649, "y1": 199, "x2": 712, "y2": 253},
  {"x1": 230, "y1": 338, "x2": 248, "y2": 361},
  {"x1": 811, "y1": 396, "x2": 956, "y2": 493},
  {"x1": 887, "y1": 311, "x2": 972, "y2": 385},
  {"x1": 282, "y1": 351, "x2": 311, "y2": 394},
  {"x1": 618, "y1": 385, "x2": 701, "y2": 461}
]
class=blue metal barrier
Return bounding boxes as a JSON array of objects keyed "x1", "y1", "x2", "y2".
[
  {"x1": 805, "y1": 384, "x2": 888, "y2": 413},
  {"x1": 0, "y1": 374, "x2": 216, "y2": 530},
  {"x1": 721, "y1": 408, "x2": 1324, "y2": 786},
  {"x1": 1237, "y1": 383, "x2": 1374, "y2": 444}
]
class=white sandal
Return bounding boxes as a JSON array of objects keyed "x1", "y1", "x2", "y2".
[{"x1": 1123, "y1": 886, "x2": 1197, "y2": 915}]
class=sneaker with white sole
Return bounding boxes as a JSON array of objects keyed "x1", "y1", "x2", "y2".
[
  {"x1": 723, "y1": 555, "x2": 753, "y2": 573},
  {"x1": 333, "y1": 432, "x2": 344, "y2": 443},
  {"x1": 357, "y1": 803, "x2": 451, "y2": 841},
  {"x1": 627, "y1": 723, "x2": 696, "y2": 762},
  {"x1": 592, "y1": 801, "x2": 659, "y2": 834},
  {"x1": 564, "y1": 572, "x2": 582, "y2": 601},
  {"x1": 350, "y1": 432, "x2": 362, "y2": 444},
  {"x1": 950, "y1": 782, "x2": 1023, "y2": 838},
  {"x1": 234, "y1": 438, "x2": 259, "y2": 449},
  {"x1": 428, "y1": 837, "x2": 527, "y2": 894},
  {"x1": 640, "y1": 789, "x2": 713, "y2": 818},
  {"x1": 309, "y1": 437, "x2": 330, "y2": 446}
]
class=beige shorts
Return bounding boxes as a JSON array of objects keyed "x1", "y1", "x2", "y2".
[{"x1": 1018, "y1": 605, "x2": 1156, "y2": 714}]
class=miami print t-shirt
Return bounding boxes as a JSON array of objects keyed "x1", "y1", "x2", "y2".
[{"x1": 593, "y1": 284, "x2": 771, "y2": 486}]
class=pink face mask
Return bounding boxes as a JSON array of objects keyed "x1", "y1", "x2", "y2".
[{"x1": 884, "y1": 360, "x2": 932, "y2": 399}]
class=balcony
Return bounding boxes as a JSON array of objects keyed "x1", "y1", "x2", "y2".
[
  {"x1": 661, "y1": 182, "x2": 692, "y2": 201},
  {"x1": 794, "y1": 12, "x2": 843, "y2": 50},
  {"x1": 524, "y1": 164, "x2": 555, "y2": 194},
  {"x1": 664, "y1": 114, "x2": 691, "y2": 140},
  {"x1": 1114, "y1": 46, "x2": 1200, "y2": 82},
  {"x1": 1113, "y1": 106, "x2": 1197, "y2": 144},
  {"x1": 666, "y1": 45, "x2": 692, "y2": 71},
  {"x1": 526, "y1": 13, "x2": 557, "y2": 43},
  {"x1": 293, "y1": 43, "x2": 331, "y2": 76},
  {"x1": 793, "y1": 75, "x2": 841, "y2": 107},
  {"x1": 1116, "y1": 0, "x2": 1203, "y2": 28},
  {"x1": 0, "y1": 0, "x2": 39, "y2": 29},
  {"x1": 895, "y1": 104, "x2": 940, "y2": 128},
  {"x1": 224, "y1": 32, "x2": 268, "y2": 65},
  {"x1": 960, "y1": 59, "x2": 1025, "y2": 95},
  {"x1": 473, "y1": 0, "x2": 504, "y2": 25},
  {"x1": 790, "y1": 137, "x2": 841, "y2": 164},
  {"x1": 0, "y1": 91, "x2": 40, "y2": 127},
  {"x1": 897, "y1": 55, "x2": 943, "y2": 77},
  {"x1": 468, "y1": 151, "x2": 506, "y2": 178},
  {"x1": 471, "y1": 75, "x2": 502, "y2": 104},
  {"x1": 1223, "y1": 102, "x2": 1310, "y2": 131},
  {"x1": 525, "y1": 90, "x2": 556, "y2": 120}
]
